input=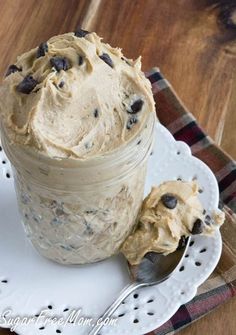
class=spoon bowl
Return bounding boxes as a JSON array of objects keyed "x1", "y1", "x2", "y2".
[
  {"x1": 131, "y1": 237, "x2": 191, "y2": 284},
  {"x1": 89, "y1": 236, "x2": 191, "y2": 334}
]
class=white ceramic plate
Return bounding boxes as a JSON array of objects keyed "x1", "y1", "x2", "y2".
[{"x1": 0, "y1": 123, "x2": 222, "y2": 335}]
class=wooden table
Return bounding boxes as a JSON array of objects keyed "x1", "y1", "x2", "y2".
[{"x1": 0, "y1": 0, "x2": 235, "y2": 334}]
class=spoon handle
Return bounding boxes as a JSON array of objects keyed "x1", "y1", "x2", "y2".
[{"x1": 88, "y1": 282, "x2": 144, "y2": 335}]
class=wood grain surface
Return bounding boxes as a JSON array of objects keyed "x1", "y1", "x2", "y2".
[{"x1": 0, "y1": 0, "x2": 235, "y2": 334}]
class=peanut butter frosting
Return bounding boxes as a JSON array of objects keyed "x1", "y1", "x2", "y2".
[{"x1": 0, "y1": 30, "x2": 155, "y2": 159}]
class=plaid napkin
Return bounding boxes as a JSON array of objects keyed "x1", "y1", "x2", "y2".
[{"x1": 144, "y1": 68, "x2": 236, "y2": 334}]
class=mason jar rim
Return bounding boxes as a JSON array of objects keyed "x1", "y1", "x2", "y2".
[{"x1": 1, "y1": 113, "x2": 156, "y2": 189}]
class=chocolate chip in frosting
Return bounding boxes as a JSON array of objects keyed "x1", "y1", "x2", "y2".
[
  {"x1": 16, "y1": 75, "x2": 38, "y2": 94},
  {"x1": 161, "y1": 194, "x2": 177, "y2": 209},
  {"x1": 85, "y1": 223, "x2": 93, "y2": 236},
  {"x1": 36, "y1": 42, "x2": 48, "y2": 58},
  {"x1": 121, "y1": 57, "x2": 131, "y2": 66},
  {"x1": 85, "y1": 210, "x2": 96, "y2": 214},
  {"x1": 204, "y1": 214, "x2": 212, "y2": 226},
  {"x1": 127, "y1": 115, "x2": 138, "y2": 130},
  {"x1": 75, "y1": 28, "x2": 90, "y2": 38},
  {"x1": 6, "y1": 64, "x2": 22, "y2": 77},
  {"x1": 58, "y1": 81, "x2": 65, "y2": 88},
  {"x1": 99, "y1": 53, "x2": 114, "y2": 68},
  {"x1": 50, "y1": 57, "x2": 71, "y2": 72},
  {"x1": 177, "y1": 235, "x2": 187, "y2": 250},
  {"x1": 94, "y1": 109, "x2": 99, "y2": 118},
  {"x1": 191, "y1": 218, "x2": 204, "y2": 235},
  {"x1": 78, "y1": 55, "x2": 84, "y2": 65},
  {"x1": 85, "y1": 142, "x2": 93, "y2": 149},
  {"x1": 128, "y1": 99, "x2": 144, "y2": 114}
]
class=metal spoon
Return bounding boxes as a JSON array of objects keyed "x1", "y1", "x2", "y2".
[{"x1": 88, "y1": 236, "x2": 191, "y2": 335}]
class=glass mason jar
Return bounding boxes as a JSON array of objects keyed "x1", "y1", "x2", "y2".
[{"x1": 1, "y1": 114, "x2": 155, "y2": 264}]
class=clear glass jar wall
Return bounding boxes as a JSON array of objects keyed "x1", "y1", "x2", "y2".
[{"x1": 1, "y1": 114, "x2": 155, "y2": 264}]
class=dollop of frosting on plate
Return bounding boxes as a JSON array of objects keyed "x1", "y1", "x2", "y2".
[{"x1": 121, "y1": 180, "x2": 225, "y2": 265}]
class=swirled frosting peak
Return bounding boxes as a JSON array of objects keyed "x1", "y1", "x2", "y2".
[{"x1": 0, "y1": 30, "x2": 155, "y2": 159}]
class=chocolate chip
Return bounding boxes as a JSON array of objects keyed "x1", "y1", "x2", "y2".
[
  {"x1": 50, "y1": 57, "x2": 71, "y2": 72},
  {"x1": 94, "y1": 109, "x2": 99, "y2": 118},
  {"x1": 75, "y1": 28, "x2": 90, "y2": 38},
  {"x1": 177, "y1": 236, "x2": 187, "y2": 250},
  {"x1": 191, "y1": 218, "x2": 204, "y2": 235},
  {"x1": 6, "y1": 64, "x2": 22, "y2": 77},
  {"x1": 78, "y1": 55, "x2": 84, "y2": 65},
  {"x1": 16, "y1": 75, "x2": 38, "y2": 94},
  {"x1": 204, "y1": 214, "x2": 212, "y2": 226},
  {"x1": 55, "y1": 208, "x2": 65, "y2": 216},
  {"x1": 85, "y1": 210, "x2": 95, "y2": 214},
  {"x1": 84, "y1": 220, "x2": 93, "y2": 236},
  {"x1": 58, "y1": 81, "x2": 65, "y2": 88},
  {"x1": 137, "y1": 140, "x2": 141, "y2": 145},
  {"x1": 128, "y1": 99, "x2": 144, "y2": 114},
  {"x1": 85, "y1": 142, "x2": 93, "y2": 149},
  {"x1": 99, "y1": 53, "x2": 114, "y2": 68},
  {"x1": 121, "y1": 57, "x2": 131, "y2": 65},
  {"x1": 161, "y1": 194, "x2": 177, "y2": 209},
  {"x1": 36, "y1": 42, "x2": 48, "y2": 58},
  {"x1": 127, "y1": 115, "x2": 138, "y2": 130}
]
